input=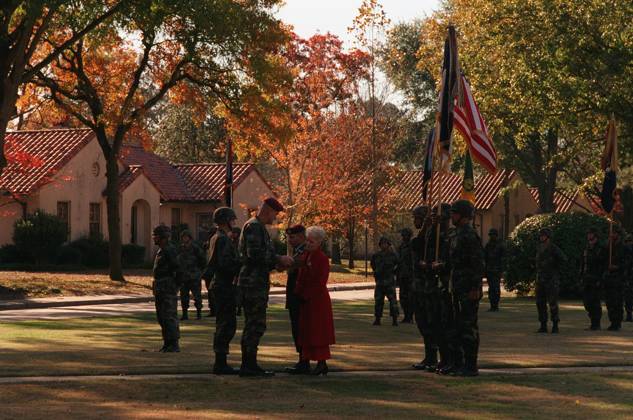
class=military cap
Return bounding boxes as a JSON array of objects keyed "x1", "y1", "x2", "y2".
[
  {"x1": 450, "y1": 200, "x2": 475, "y2": 218},
  {"x1": 538, "y1": 228, "x2": 552, "y2": 238},
  {"x1": 489, "y1": 228, "x2": 499, "y2": 236},
  {"x1": 400, "y1": 227, "x2": 413, "y2": 237},
  {"x1": 286, "y1": 224, "x2": 306, "y2": 235},
  {"x1": 263, "y1": 197, "x2": 284, "y2": 212},
  {"x1": 412, "y1": 205, "x2": 429, "y2": 218},
  {"x1": 180, "y1": 229, "x2": 193, "y2": 239},
  {"x1": 213, "y1": 207, "x2": 237, "y2": 225},
  {"x1": 378, "y1": 236, "x2": 391, "y2": 245},
  {"x1": 152, "y1": 224, "x2": 171, "y2": 239}
]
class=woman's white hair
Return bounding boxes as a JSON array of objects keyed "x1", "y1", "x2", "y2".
[{"x1": 306, "y1": 226, "x2": 327, "y2": 243}]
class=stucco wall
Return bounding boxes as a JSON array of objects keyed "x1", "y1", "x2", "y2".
[
  {"x1": 233, "y1": 170, "x2": 275, "y2": 226},
  {"x1": 0, "y1": 198, "x2": 23, "y2": 245},
  {"x1": 120, "y1": 174, "x2": 161, "y2": 258}
]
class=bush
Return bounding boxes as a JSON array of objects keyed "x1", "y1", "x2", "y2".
[
  {"x1": 13, "y1": 211, "x2": 67, "y2": 264},
  {"x1": 69, "y1": 236, "x2": 109, "y2": 268},
  {"x1": 122, "y1": 244, "x2": 146, "y2": 267},
  {"x1": 56, "y1": 245, "x2": 83, "y2": 265},
  {"x1": 0, "y1": 244, "x2": 23, "y2": 264},
  {"x1": 506, "y1": 212, "x2": 612, "y2": 297}
]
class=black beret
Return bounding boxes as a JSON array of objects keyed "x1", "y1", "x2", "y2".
[
  {"x1": 285, "y1": 224, "x2": 306, "y2": 235},
  {"x1": 263, "y1": 197, "x2": 284, "y2": 212}
]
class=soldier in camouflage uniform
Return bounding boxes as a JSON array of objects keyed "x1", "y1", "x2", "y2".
[
  {"x1": 484, "y1": 228, "x2": 505, "y2": 312},
  {"x1": 397, "y1": 228, "x2": 415, "y2": 323},
  {"x1": 371, "y1": 237, "x2": 400, "y2": 326},
  {"x1": 203, "y1": 226, "x2": 218, "y2": 317},
  {"x1": 202, "y1": 207, "x2": 242, "y2": 375},
  {"x1": 231, "y1": 227, "x2": 243, "y2": 317},
  {"x1": 624, "y1": 234, "x2": 633, "y2": 322},
  {"x1": 152, "y1": 225, "x2": 181, "y2": 353},
  {"x1": 604, "y1": 227, "x2": 627, "y2": 331},
  {"x1": 178, "y1": 230, "x2": 206, "y2": 320},
  {"x1": 410, "y1": 205, "x2": 430, "y2": 368},
  {"x1": 535, "y1": 228, "x2": 567, "y2": 334},
  {"x1": 238, "y1": 198, "x2": 293, "y2": 377},
  {"x1": 580, "y1": 228, "x2": 607, "y2": 330},
  {"x1": 448, "y1": 200, "x2": 484, "y2": 376}
]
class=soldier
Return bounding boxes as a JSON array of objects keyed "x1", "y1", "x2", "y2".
[
  {"x1": 484, "y1": 228, "x2": 505, "y2": 312},
  {"x1": 203, "y1": 226, "x2": 218, "y2": 317},
  {"x1": 448, "y1": 200, "x2": 484, "y2": 377},
  {"x1": 604, "y1": 227, "x2": 627, "y2": 331},
  {"x1": 284, "y1": 224, "x2": 309, "y2": 374},
  {"x1": 231, "y1": 227, "x2": 243, "y2": 317},
  {"x1": 397, "y1": 228, "x2": 415, "y2": 323},
  {"x1": 535, "y1": 228, "x2": 567, "y2": 334},
  {"x1": 580, "y1": 228, "x2": 607, "y2": 330},
  {"x1": 624, "y1": 234, "x2": 633, "y2": 322},
  {"x1": 201, "y1": 207, "x2": 242, "y2": 374},
  {"x1": 178, "y1": 230, "x2": 206, "y2": 320},
  {"x1": 370, "y1": 237, "x2": 400, "y2": 326},
  {"x1": 410, "y1": 205, "x2": 430, "y2": 369},
  {"x1": 238, "y1": 197, "x2": 294, "y2": 377},
  {"x1": 151, "y1": 225, "x2": 181, "y2": 353}
]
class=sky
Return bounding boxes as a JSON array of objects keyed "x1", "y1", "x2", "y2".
[{"x1": 276, "y1": 0, "x2": 439, "y2": 47}]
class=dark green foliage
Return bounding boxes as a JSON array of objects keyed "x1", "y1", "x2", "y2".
[
  {"x1": 13, "y1": 211, "x2": 67, "y2": 264},
  {"x1": 122, "y1": 244, "x2": 146, "y2": 267},
  {"x1": 56, "y1": 245, "x2": 83, "y2": 266},
  {"x1": 68, "y1": 236, "x2": 109, "y2": 268},
  {"x1": 0, "y1": 244, "x2": 22, "y2": 264},
  {"x1": 506, "y1": 212, "x2": 612, "y2": 297}
]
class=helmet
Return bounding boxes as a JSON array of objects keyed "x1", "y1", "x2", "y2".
[
  {"x1": 450, "y1": 200, "x2": 475, "y2": 219},
  {"x1": 412, "y1": 206, "x2": 429, "y2": 218},
  {"x1": 180, "y1": 229, "x2": 193, "y2": 240},
  {"x1": 539, "y1": 228, "x2": 552, "y2": 238},
  {"x1": 214, "y1": 207, "x2": 237, "y2": 225},
  {"x1": 489, "y1": 228, "x2": 499, "y2": 236},
  {"x1": 400, "y1": 228, "x2": 413, "y2": 238},
  {"x1": 152, "y1": 225, "x2": 171, "y2": 239}
]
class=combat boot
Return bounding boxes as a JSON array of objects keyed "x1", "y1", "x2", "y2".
[
  {"x1": 627, "y1": 311, "x2": 633, "y2": 322},
  {"x1": 239, "y1": 353, "x2": 274, "y2": 377},
  {"x1": 372, "y1": 317, "x2": 381, "y2": 326},
  {"x1": 158, "y1": 341, "x2": 168, "y2": 352},
  {"x1": 551, "y1": 321, "x2": 559, "y2": 334},
  {"x1": 180, "y1": 311, "x2": 189, "y2": 321},
  {"x1": 392, "y1": 316, "x2": 399, "y2": 326},
  {"x1": 607, "y1": 323, "x2": 621, "y2": 331},
  {"x1": 163, "y1": 340, "x2": 180, "y2": 353},
  {"x1": 285, "y1": 360, "x2": 310, "y2": 375},
  {"x1": 213, "y1": 353, "x2": 238, "y2": 375},
  {"x1": 536, "y1": 322, "x2": 548, "y2": 333},
  {"x1": 196, "y1": 309, "x2": 202, "y2": 320}
]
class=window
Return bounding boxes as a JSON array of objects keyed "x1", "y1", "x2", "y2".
[
  {"x1": 171, "y1": 208, "x2": 181, "y2": 227},
  {"x1": 196, "y1": 213, "x2": 213, "y2": 242},
  {"x1": 89, "y1": 203, "x2": 101, "y2": 237},
  {"x1": 57, "y1": 201, "x2": 70, "y2": 241}
]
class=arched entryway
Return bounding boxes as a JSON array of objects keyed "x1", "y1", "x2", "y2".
[{"x1": 131, "y1": 199, "x2": 152, "y2": 261}]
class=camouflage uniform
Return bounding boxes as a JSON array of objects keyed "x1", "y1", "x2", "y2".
[
  {"x1": 286, "y1": 243, "x2": 306, "y2": 353},
  {"x1": 624, "y1": 238, "x2": 633, "y2": 322},
  {"x1": 449, "y1": 222, "x2": 484, "y2": 373},
  {"x1": 397, "y1": 234, "x2": 415, "y2": 322},
  {"x1": 153, "y1": 243, "x2": 181, "y2": 347},
  {"x1": 535, "y1": 242, "x2": 567, "y2": 326},
  {"x1": 604, "y1": 239, "x2": 627, "y2": 330},
  {"x1": 178, "y1": 240, "x2": 206, "y2": 318},
  {"x1": 580, "y1": 241, "x2": 607, "y2": 329},
  {"x1": 484, "y1": 235, "x2": 505, "y2": 311},
  {"x1": 204, "y1": 229, "x2": 242, "y2": 355},
  {"x1": 238, "y1": 217, "x2": 278, "y2": 362},
  {"x1": 370, "y1": 249, "x2": 400, "y2": 321}
]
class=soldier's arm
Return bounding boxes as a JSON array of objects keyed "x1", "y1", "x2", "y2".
[
  {"x1": 242, "y1": 223, "x2": 268, "y2": 265},
  {"x1": 216, "y1": 236, "x2": 242, "y2": 276},
  {"x1": 167, "y1": 247, "x2": 182, "y2": 282},
  {"x1": 195, "y1": 245, "x2": 207, "y2": 271},
  {"x1": 465, "y1": 234, "x2": 485, "y2": 289}
]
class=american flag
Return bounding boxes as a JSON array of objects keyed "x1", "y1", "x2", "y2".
[{"x1": 453, "y1": 74, "x2": 497, "y2": 174}]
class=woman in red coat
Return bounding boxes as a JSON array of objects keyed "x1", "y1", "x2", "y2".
[{"x1": 295, "y1": 226, "x2": 335, "y2": 375}]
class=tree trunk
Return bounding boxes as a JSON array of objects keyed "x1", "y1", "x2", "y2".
[
  {"x1": 105, "y1": 155, "x2": 125, "y2": 282},
  {"x1": 347, "y1": 217, "x2": 355, "y2": 269},
  {"x1": 0, "y1": 106, "x2": 13, "y2": 176}
]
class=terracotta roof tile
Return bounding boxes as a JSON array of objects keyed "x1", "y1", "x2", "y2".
[
  {"x1": 528, "y1": 188, "x2": 592, "y2": 213},
  {"x1": 174, "y1": 163, "x2": 254, "y2": 201},
  {"x1": 0, "y1": 128, "x2": 94, "y2": 195}
]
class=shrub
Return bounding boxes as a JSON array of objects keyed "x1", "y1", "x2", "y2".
[
  {"x1": 13, "y1": 211, "x2": 67, "y2": 264},
  {"x1": 69, "y1": 236, "x2": 109, "y2": 267},
  {"x1": 506, "y1": 212, "x2": 612, "y2": 297},
  {"x1": 0, "y1": 244, "x2": 23, "y2": 264},
  {"x1": 56, "y1": 245, "x2": 83, "y2": 266},
  {"x1": 122, "y1": 244, "x2": 146, "y2": 267}
]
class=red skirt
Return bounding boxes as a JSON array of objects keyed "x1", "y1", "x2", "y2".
[{"x1": 301, "y1": 345, "x2": 331, "y2": 361}]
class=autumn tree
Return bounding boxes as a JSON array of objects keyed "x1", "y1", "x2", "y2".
[
  {"x1": 33, "y1": 0, "x2": 287, "y2": 280},
  {"x1": 1, "y1": 0, "x2": 127, "y2": 174}
]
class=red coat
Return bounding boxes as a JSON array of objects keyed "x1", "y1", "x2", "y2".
[{"x1": 295, "y1": 249, "x2": 335, "y2": 349}]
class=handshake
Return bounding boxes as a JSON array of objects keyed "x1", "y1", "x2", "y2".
[{"x1": 276, "y1": 255, "x2": 295, "y2": 271}]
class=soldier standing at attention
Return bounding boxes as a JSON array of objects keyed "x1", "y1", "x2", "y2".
[
  {"x1": 231, "y1": 227, "x2": 243, "y2": 317},
  {"x1": 238, "y1": 198, "x2": 294, "y2": 377},
  {"x1": 152, "y1": 225, "x2": 181, "y2": 353},
  {"x1": 535, "y1": 228, "x2": 567, "y2": 334},
  {"x1": 410, "y1": 206, "x2": 430, "y2": 367},
  {"x1": 623, "y1": 234, "x2": 633, "y2": 322},
  {"x1": 284, "y1": 224, "x2": 309, "y2": 374},
  {"x1": 580, "y1": 228, "x2": 607, "y2": 330},
  {"x1": 397, "y1": 228, "x2": 415, "y2": 323},
  {"x1": 370, "y1": 237, "x2": 400, "y2": 326},
  {"x1": 203, "y1": 226, "x2": 218, "y2": 317},
  {"x1": 604, "y1": 227, "x2": 627, "y2": 331},
  {"x1": 178, "y1": 230, "x2": 206, "y2": 320},
  {"x1": 448, "y1": 200, "x2": 484, "y2": 377},
  {"x1": 484, "y1": 228, "x2": 505, "y2": 312},
  {"x1": 201, "y1": 207, "x2": 242, "y2": 375}
]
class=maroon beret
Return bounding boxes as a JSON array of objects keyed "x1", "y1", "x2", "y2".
[
  {"x1": 285, "y1": 224, "x2": 306, "y2": 235},
  {"x1": 263, "y1": 197, "x2": 284, "y2": 212}
]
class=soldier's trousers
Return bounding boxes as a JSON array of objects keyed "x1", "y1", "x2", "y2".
[
  {"x1": 453, "y1": 292, "x2": 480, "y2": 367},
  {"x1": 240, "y1": 285, "x2": 269, "y2": 355},
  {"x1": 437, "y1": 290, "x2": 457, "y2": 365},
  {"x1": 374, "y1": 284, "x2": 399, "y2": 318},
  {"x1": 180, "y1": 276, "x2": 203, "y2": 312},
  {"x1": 398, "y1": 278, "x2": 413, "y2": 319},
  {"x1": 535, "y1": 281, "x2": 559, "y2": 323},
  {"x1": 155, "y1": 291, "x2": 180, "y2": 342},
  {"x1": 414, "y1": 290, "x2": 440, "y2": 362},
  {"x1": 486, "y1": 271, "x2": 501, "y2": 309},
  {"x1": 605, "y1": 281, "x2": 623, "y2": 326},
  {"x1": 582, "y1": 284, "x2": 602, "y2": 326},
  {"x1": 624, "y1": 283, "x2": 633, "y2": 316},
  {"x1": 287, "y1": 297, "x2": 301, "y2": 353},
  {"x1": 213, "y1": 284, "x2": 237, "y2": 354},
  {"x1": 204, "y1": 278, "x2": 216, "y2": 315}
]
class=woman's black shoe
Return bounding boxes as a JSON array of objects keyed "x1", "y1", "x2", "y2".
[{"x1": 312, "y1": 361, "x2": 328, "y2": 376}]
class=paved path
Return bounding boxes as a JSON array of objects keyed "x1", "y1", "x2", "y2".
[
  {"x1": 3, "y1": 364, "x2": 633, "y2": 384},
  {"x1": 0, "y1": 288, "x2": 375, "y2": 321}
]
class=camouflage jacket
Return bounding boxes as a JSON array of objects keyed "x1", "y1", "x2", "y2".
[
  {"x1": 153, "y1": 244, "x2": 181, "y2": 293},
  {"x1": 238, "y1": 217, "x2": 277, "y2": 288},
  {"x1": 420, "y1": 224, "x2": 451, "y2": 293},
  {"x1": 604, "y1": 240, "x2": 628, "y2": 286},
  {"x1": 286, "y1": 243, "x2": 306, "y2": 307},
  {"x1": 177, "y1": 242, "x2": 206, "y2": 280},
  {"x1": 371, "y1": 250, "x2": 398, "y2": 287},
  {"x1": 396, "y1": 240, "x2": 414, "y2": 281},
  {"x1": 484, "y1": 239, "x2": 506, "y2": 273},
  {"x1": 203, "y1": 229, "x2": 242, "y2": 287},
  {"x1": 536, "y1": 242, "x2": 567, "y2": 284},
  {"x1": 411, "y1": 228, "x2": 428, "y2": 286},
  {"x1": 580, "y1": 242, "x2": 607, "y2": 286},
  {"x1": 449, "y1": 223, "x2": 484, "y2": 294}
]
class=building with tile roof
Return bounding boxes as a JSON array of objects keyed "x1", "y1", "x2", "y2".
[{"x1": 0, "y1": 129, "x2": 275, "y2": 259}]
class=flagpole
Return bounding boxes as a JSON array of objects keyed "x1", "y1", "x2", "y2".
[
  {"x1": 225, "y1": 136, "x2": 233, "y2": 208},
  {"x1": 435, "y1": 169, "x2": 443, "y2": 262}
]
